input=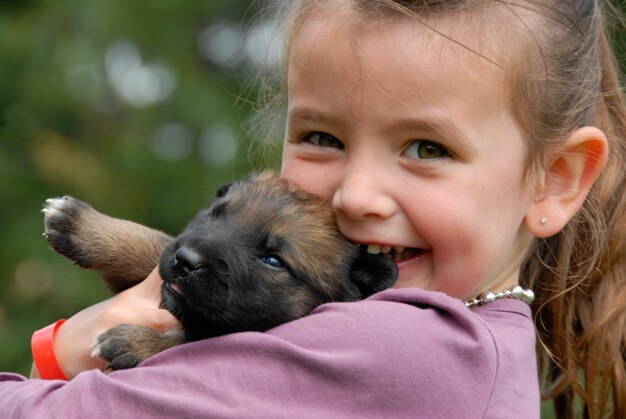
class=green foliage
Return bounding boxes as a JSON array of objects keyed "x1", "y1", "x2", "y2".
[{"x1": 0, "y1": 0, "x2": 281, "y2": 375}]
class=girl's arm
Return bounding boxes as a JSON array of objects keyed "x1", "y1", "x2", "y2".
[
  {"x1": 31, "y1": 268, "x2": 181, "y2": 379},
  {"x1": 2, "y1": 288, "x2": 539, "y2": 418}
]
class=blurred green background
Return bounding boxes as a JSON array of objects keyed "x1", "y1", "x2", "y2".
[
  {"x1": 0, "y1": 3, "x2": 624, "y2": 418},
  {"x1": 0, "y1": 0, "x2": 283, "y2": 376}
]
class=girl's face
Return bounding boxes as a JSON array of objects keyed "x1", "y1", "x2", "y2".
[{"x1": 280, "y1": 7, "x2": 536, "y2": 299}]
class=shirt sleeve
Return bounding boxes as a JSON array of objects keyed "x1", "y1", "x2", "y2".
[{"x1": 0, "y1": 289, "x2": 535, "y2": 419}]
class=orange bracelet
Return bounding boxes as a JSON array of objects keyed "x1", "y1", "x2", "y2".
[{"x1": 31, "y1": 319, "x2": 67, "y2": 380}]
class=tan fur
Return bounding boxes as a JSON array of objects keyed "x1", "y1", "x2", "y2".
[{"x1": 44, "y1": 197, "x2": 172, "y2": 292}]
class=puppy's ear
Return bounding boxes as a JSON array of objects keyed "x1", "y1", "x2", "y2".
[
  {"x1": 215, "y1": 183, "x2": 232, "y2": 198},
  {"x1": 349, "y1": 252, "x2": 398, "y2": 298}
]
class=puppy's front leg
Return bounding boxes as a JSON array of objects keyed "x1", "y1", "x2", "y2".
[
  {"x1": 43, "y1": 196, "x2": 173, "y2": 292},
  {"x1": 92, "y1": 324, "x2": 185, "y2": 371}
]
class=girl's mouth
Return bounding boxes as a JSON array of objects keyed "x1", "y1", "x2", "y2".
[{"x1": 361, "y1": 244, "x2": 426, "y2": 263}]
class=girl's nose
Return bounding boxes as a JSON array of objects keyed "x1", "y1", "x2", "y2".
[{"x1": 331, "y1": 167, "x2": 396, "y2": 221}]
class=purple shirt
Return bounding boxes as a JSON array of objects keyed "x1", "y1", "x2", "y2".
[{"x1": 0, "y1": 288, "x2": 540, "y2": 418}]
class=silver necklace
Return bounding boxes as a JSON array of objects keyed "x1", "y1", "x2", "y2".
[{"x1": 464, "y1": 285, "x2": 535, "y2": 308}]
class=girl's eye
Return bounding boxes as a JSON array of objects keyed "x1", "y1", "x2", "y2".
[
  {"x1": 301, "y1": 132, "x2": 344, "y2": 150},
  {"x1": 261, "y1": 255, "x2": 285, "y2": 269},
  {"x1": 404, "y1": 140, "x2": 450, "y2": 160}
]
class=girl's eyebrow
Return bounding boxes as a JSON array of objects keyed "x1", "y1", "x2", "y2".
[
  {"x1": 393, "y1": 116, "x2": 465, "y2": 141},
  {"x1": 286, "y1": 107, "x2": 341, "y2": 127}
]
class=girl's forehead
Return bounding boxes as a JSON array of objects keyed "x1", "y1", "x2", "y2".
[
  {"x1": 288, "y1": 4, "x2": 515, "y2": 100},
  {"x1": 289, "y1": 1, "x2": 522, "y2": 71}
]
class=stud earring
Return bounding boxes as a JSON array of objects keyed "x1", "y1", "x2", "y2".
[{"x1": 540, "y1": 217, "x2": 548, "y2": 225}]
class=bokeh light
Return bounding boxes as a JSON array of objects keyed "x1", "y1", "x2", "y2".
[{"x1": 105, "y1": 41, "x2": 176, "y2": 108}]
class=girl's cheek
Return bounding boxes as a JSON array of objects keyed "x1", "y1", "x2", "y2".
[
  {"x1": 281, "y1": 159, "x2": 333, "y2": 201},
  {"x1": 280, "y1": 158, "x2": 314, "y2": 193}
]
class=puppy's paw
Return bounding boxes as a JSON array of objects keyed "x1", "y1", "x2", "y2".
[
  {"x1": 43, "y1": 196, "x2": 94, "y2": 268},
  {"x1": 91, "y1": 324, "x2": 183, "y2": 371},
  {"x1": 91, "y1": 324, "x2": 151, "y2": 371}
]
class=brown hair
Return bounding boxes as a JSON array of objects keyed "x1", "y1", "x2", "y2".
[
  {"x1": 272, "y1": 0, "x2": 626, "y2": 417},
  {"x1": 509, "y1": 1, "x2": 626, "y2": 417}
]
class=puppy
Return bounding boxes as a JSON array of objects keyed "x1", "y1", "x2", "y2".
[{"x1": 43, "y1": 171, "x2": 398, "y2": 371}]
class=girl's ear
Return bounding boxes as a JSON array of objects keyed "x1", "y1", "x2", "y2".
[{"x1": 525, "y1": 127, "x2": 608, "y2": 238}]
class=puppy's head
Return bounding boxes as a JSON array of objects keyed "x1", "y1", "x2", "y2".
[{"x1": 159, "y1": 171, "x2": 397, "y2": 340}]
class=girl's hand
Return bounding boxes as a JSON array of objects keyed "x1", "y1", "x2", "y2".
[{"x1": 44, "y1": 268, "x2": 181, "y2": 379}]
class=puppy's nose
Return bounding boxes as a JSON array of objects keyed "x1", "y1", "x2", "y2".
[{"x1": 173, "y1": 246, "x2": 203, "y2": 273}]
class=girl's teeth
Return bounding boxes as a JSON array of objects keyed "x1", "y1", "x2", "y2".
[
  {"x1": 367, "y1": 244, "x2": 382, "y2": 254},
  {"x1": 365, "y1": 244, "x2": 420, "y2": 261},
  {"x1": 367, "y1": 244, "x2": 405, "y2": 255}
]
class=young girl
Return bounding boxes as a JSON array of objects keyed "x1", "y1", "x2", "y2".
[{"x1": 2, "y1": 1, "x2": 625, "y2": 418}]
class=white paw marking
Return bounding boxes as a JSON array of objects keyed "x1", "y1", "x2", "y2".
[
  {"x1": 42, "y1": 197, "x2": 73, "y2": 234},
  {"x1": 90, "y1": 337, "x2": 103, "y2": 360},
  {"x1": 42, "y1": 197, "x2": 71, "y2": 215}
]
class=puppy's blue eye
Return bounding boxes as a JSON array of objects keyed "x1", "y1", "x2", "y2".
[{"x1": 261, "y1": 255, "x2": 284, "y2": 268}]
